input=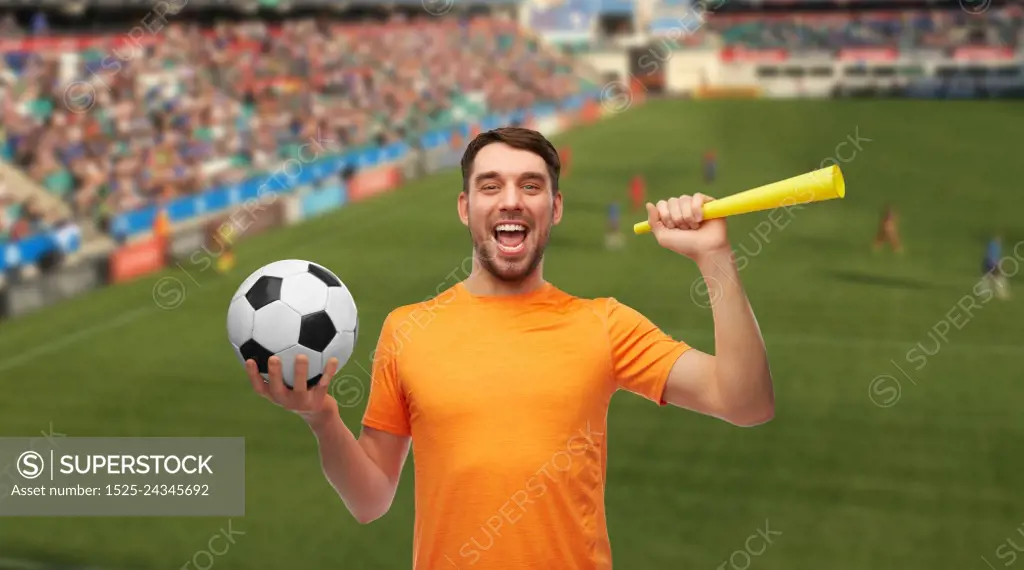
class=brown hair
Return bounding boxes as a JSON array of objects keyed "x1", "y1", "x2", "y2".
[{"x1": 460, "y1": 127, "x2": 561, "y2": 193}]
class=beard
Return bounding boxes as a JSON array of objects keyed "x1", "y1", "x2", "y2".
[{"x1": 471, "y1": 218, "x2": 551, "y2": 283}]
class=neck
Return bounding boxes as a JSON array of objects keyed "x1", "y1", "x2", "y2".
[{"x1": 463, "y1": 259, "x2": 546, "y2": 297}]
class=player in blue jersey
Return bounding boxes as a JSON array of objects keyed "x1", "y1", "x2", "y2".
[
  {"x1": 605, "y1": 201, "x2": 624, "y2": 250},
  {"x1": 982, "y1": 235, "x2": 1010, "y2": 300},
  {"x1": 703, "y1": 149, "x2": 717, "y2": 185}
]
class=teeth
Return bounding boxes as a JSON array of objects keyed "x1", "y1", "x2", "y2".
[{"x1": 495, "y1": 224, "x2": 526, "y2": 232}]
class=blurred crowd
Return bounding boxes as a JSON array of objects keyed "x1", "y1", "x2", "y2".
[
  {"x1": 3, "y1": 2, "x2": 1020, "y2": 249},
  {"x1": 647, "y1": 6, "x2": 1024, "y2": 50},
  {"x1": 708, "y1": 7, "x2": 1023, "y2": 50},
  {"x1": 0, "y1": 13, "x2": 589, "y2": 246}
]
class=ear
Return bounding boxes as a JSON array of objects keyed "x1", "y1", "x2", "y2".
[
  {"x1": 552, "y1": 191, "x2": 563, "y2": 226},
  {"x1": 458, "y1": 190, "x2": 470, "y2": 227}
]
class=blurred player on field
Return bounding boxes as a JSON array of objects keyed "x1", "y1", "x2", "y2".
[
  {"x1": 982, "y1": 234, "x2": 1010, "y2": 300},
  {"x1": 605, "y1": 201, "x2": 624, "y2": 250},
  {"x1": 560, "y1": 146, "x2": 572, "y2": 177},
  {"x1": 213, "y1": 222, "x2": 237, "y2": 275},
  {"x1": 216, "y1": 242, "x2": 236, "y2": 274},
  {"x1": 703, "y1": 149, "x2": 717, "y2": 185},
  {"x1": 873, "y1": 203, "x2": 903, "y2": 253},
  {"x1": 630, "y1": 174, "x2": 646, "y2": 212}
]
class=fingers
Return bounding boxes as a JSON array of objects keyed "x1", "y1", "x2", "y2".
[
  {"x1": 656, "y1": 194, "x2": 717, "y2": 231},
  {"x1": 313, "y1": 358, "x2": 339, "y2": 400},
  {"x1": 292, "y1": 354, "x2": 309, "y2": 395},
  {"x1": 250, "y1": 355, "x2": 337, "y2": 415},
  {"x1": 266, "y1": 356, "x2": 288, "y2": 400},
  {"x1": 645, "y1": 202, "x2": 665, "y2": 232},
  {"x1": 662, "y1": 196, "x2": 696, "y2": 230},
  {"x1": 656, "y1": 200, "x2": 674, "y2": 230},
  {"x1": 667, "y1": 197, "x2": 689, "y2": 229},
  {"x1": 691, "y1": 193, "x2": 706, "y2": 225},
  {"x1": 245, "y1": 360, "x2": 270, "y2": 399}
]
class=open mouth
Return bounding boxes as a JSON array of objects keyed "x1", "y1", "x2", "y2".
[{"x1": 492, "y1": 222, "x2": 529, "y2": 255}]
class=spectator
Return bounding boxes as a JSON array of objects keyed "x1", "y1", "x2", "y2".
[{"x1": 0, "y1": 13, "x2": 593, "y2": 248}]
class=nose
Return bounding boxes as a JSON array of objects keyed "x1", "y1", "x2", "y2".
[{"x1": 497, "y1": 183, "x2": 524, "y2": 212}]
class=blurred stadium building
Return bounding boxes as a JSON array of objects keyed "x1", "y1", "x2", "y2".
[{"x1": 0, "y1": 0, "x2": 1020, "y2": 318}]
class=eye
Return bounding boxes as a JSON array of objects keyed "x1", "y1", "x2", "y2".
[{"x1": 523, "y1": 184, "x2": 542, "y2": 192}]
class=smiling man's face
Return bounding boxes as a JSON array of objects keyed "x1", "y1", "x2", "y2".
[{"x1": 459, "y1": 142, "x2": 562, "y2": 283}]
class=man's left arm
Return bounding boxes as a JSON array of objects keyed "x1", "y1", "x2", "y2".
[
  {"x1": 662, "y1": 248, "x2": 774, "y2": 427},
  {"x1": 646, "y1": 194, "x2": 774, "y2": 427}
]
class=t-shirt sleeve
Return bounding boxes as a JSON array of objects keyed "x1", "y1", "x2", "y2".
[
  {"x1": 603, "y1": 297, "x2": 691, "y2": 405},
  {"x1": 361, "y1": 312, "x2": 412, "y2": 436}
]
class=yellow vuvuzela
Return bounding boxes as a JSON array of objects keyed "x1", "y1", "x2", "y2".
[{"x1": 633, "y1": 165, "x2": 846, "y2": 235}]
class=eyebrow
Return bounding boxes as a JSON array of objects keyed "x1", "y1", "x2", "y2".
[
  {"x1": 473, "y1": 171, "x2": 502, "y2": 185},
  {"x1": 518, "y1": 172, "x2": 547, "y2": 184},
  {"x1": 472, "y1": 171, "x2": 548, "y2": 185}
]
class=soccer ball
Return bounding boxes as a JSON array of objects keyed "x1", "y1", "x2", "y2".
[{"x1": 227, "y1": 259, "x2": 358, "y2": 389}]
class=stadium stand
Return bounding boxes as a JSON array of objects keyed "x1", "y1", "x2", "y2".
[
  {"x1": 0, "y1": 10, "x2": 597, "y2": 278},
  {"x1": 0, "y1": 0, "x2": 1020, "y2": 316},
  {"x1": 703, "y1": 7, "x2": 1023, "y2": 50},
  {"x1": 644, "y1": 3, "x2": 1023, "y2": 50}
]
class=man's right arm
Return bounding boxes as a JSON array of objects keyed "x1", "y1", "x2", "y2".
[
  {"x1": 248, "y1": 311, "x2": 413, "y2": 525},
  {"x1": 307, "y1": 309, "x2": 414, "y2": 524},
  {"x1": 305, "y1": 411, "x2": 410, "y2": 525},
  {"x1": 245, "y1": 346, "x2": 411, "y2": 525}
]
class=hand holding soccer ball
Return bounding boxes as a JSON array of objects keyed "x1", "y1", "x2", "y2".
[
  {"x1": 245, "y1": 354, "x2": 340, "y2": 421},
  {"x1": 227, "y1": 259, "x2": 359, "y2": 417}
]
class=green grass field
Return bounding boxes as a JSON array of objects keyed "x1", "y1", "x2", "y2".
[{"x1": 1, "y1": 98, "x2": 1023, "y2": 570}]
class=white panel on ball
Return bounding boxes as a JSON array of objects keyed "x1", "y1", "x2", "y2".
[
  {"x1": 262, "y1": 259, "x2": 312, "y2": 278},
  {"x1": 325, "y1": 286, "x2": 358, "y2": 332},
  {"x1": 323, "y1": 329, "x2": 357, "y2": 371},
  {"x1": 276, "y1": 344, "x2": 324, "y2": 388},
  {"x1": 226, "y1": 297, "x2": 256, "y2": 348},
  {"x1": 252, "y1": 301, "x2": 301, "y2": 353},
  {"x1": 280, "y1": 272, "x2": 330, "y2": 315}
]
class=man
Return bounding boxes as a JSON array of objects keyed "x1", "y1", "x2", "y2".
[
  {"x1": 560, "y1": 145, "x2": 572, "y2": 177},
  {"x1": 873, "y1": 203, "x2": 903, "y2": 254},
  {"x1": 245, "y1": 127, "x2": 774, "y2": 570},
  {"x1": 605, "y1": 200, "x2": 624, "y2": 250},
  {"x1": 982, "y1": 234, "x2": 1010, "y2": 300},
  {"x1": 629, "y1": 174, "x2": 646, "y2": 212},
  {"x1": 153, "y1": 204, "x2": 171, "y2": 240},
  {"x1": 212, "y1": 221, "x2": 238, "y2": 275},
  {"x1": 702, "y1": 148, "x2": 717, "y2": 185},
  {"x1": 216, "y1": 242, "x2": 237, "y2": 274}
]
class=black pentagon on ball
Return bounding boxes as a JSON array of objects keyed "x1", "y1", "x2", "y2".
[
  {"x1": 298, "y1": 311, "x2": 337, "y2": 352},
  {"x1": 245, "y1": 276, "x2": 283, "y2": 310},
  {"x1": 239, "y1": 339, "x2": 274, "y2": 374},
  {"x1": 307, "y1": 264, "x2": 341, "y2": 287}
]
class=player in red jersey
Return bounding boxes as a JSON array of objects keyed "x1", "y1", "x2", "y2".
[
  {"x1": 559, "y1": 146, "x2": 572, "y2": 177},
  {"x1": 630, "y1": 174, "x2": 646, "y2": 212}
]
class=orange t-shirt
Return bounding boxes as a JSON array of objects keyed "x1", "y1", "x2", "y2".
[{"x1": 362, "y1": 282, "x2": 691, "y2": 570}]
